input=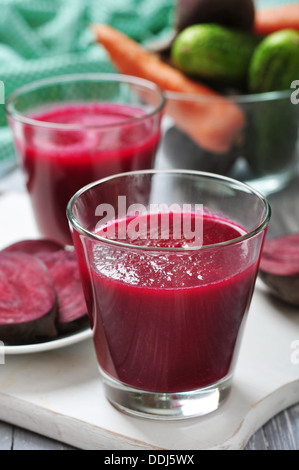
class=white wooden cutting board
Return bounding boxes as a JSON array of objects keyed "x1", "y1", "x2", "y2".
[{"x1": 0, "y1": 192, "x2": 299, "y2": 450}]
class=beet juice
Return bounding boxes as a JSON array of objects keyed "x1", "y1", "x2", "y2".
[
  {"x1": 76, "y1": 211, "x2": 259, "y2": 394},
  {"x1": 13, "y1": 103, "x2": 161, "y2": 245}
]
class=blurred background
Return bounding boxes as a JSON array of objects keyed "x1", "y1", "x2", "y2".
[{"x1": 0, "y1": 0, "x2": 298, "y2": 179}]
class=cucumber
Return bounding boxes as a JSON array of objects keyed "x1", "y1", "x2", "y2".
[
  {"x1": 249, "y1": 29, "x2": 299, "y2": 93},
  {"x1": 171, "y1": 24, "x2": 259, "y2": 86}
]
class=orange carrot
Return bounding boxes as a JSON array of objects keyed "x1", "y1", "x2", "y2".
[
  {"x1": 254, "y1": 3, "x2": 299, "y2": 36},
  {"x1": 91, "y1": 24, "x2": 245, "y2": 154}
]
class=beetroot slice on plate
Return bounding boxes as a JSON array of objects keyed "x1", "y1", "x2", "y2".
[
  {"x1": 2, "y1": 239, "x2": 64, "y2": 257},
  {"x1": 39, "y1": 250, "x2": 89, "y2": 334},
  {"x1": 259, "y1": 233, "x2": 299, "y2": 307},
  {"x1": 2, "y1": 239, "x2": 90, "y2": 335},
  {"x1": 0, "y1": 252, "x2": 57, "y2": 345}
]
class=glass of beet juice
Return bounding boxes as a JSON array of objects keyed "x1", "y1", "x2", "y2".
[
  {"x1": 67, "y1": 169, "x2": 271, "y2": 419},
  {"x1": 5, "y1": 74, "x2": 165, "y2": 246}
]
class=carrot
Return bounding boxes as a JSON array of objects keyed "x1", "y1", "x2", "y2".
[
  {"x1": 91, "y1": 24, "x2": 245, "y2": 154},
  {"x1": 254, "y1": 3, "x2": 299, "y2": 36}
]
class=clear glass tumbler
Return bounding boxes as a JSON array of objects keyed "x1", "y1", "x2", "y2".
[
  {"x1": 5, "y1": 73, "x2": 165, "y2": 246},
  {"x1": 67, "y1": 169, "x2": 271, "y2": 419}
]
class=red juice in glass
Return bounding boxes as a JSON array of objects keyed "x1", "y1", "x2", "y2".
[
  {"x1": 75, "y1": 211, "x2": 258, "y2": 394},
  {"x1": 6, "y1": 75, "x2": 165, "y2": 246},
  {"x1": 16, "y1": 103, "x2": 161, "y2": 245}
]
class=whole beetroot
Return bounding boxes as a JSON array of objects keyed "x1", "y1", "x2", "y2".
[{"x1": 174, "y1": 0, "x2": 255, "y2": 33}]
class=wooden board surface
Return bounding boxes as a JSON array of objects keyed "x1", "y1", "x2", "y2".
[{"x1": 0, "y1": 192, "x2": 299, "y2": 450}]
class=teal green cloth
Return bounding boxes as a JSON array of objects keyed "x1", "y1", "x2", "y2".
[{"x1": 0, "y1": 0, "x2": 175, "y2": 174}]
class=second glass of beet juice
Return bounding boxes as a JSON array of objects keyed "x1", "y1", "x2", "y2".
[
  {"x1": 67, "y1": 169, "x2": 271, "y2": 419},
  {"x1": 5, "y1": 74, "x2": 165, "y2": 246}
]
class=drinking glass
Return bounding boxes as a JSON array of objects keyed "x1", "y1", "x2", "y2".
[
  {"x1": 67, "y1": 169, "x2": 271, "y2": 419},
  {"x1": 5, "y1": 74, "x2": 165, "y2": 245}
]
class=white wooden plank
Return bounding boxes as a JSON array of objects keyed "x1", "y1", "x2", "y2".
[
  {"x1": 13, "y1": 427, "x2": 76, "y2": 450},
  {"x1": 245, "y1": 427, "x2": 268, "y2": 450},
  {"x1": 0, "y1": 421, "x2": 13, "y2": 450}
]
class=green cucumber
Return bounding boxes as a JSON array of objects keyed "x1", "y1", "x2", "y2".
[
  {"x1": 171, "y1": 24, "x2": 259, "y2": 86},
  {"x1": 249, "y1": 29, "x2": 299, "y2": 93}
]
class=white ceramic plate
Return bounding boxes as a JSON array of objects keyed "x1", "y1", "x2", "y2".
[
  {"x1": 2, "y1": 328, "x2": 93, "y2": 355},
  {"x1": 0, "y1": 192, "x2": 93, "y2": 355}
]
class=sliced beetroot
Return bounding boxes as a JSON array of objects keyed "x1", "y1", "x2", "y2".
[
  {"x1": 0, "y1": 239, "x2": 89, "y2": 337},
  {"x1": 0, "y1": 252, "x2": 57, "y2": 345},
  {"x1": 39, "y1": 250, "x2": 89, "y2": 334},
  {"x1": 2, "y1": 239, "x2": 64, "y2": 257},
  {"x1": 259, "y1": 233, "x2": 299, "y2": 276},
  {"x1": 259, "y1": 233, "x2": 299, "y2": 307}
]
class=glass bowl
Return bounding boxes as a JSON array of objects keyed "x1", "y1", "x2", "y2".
[{"x1": 157, "y1": 88, "x2": 299, "y2": 195}]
